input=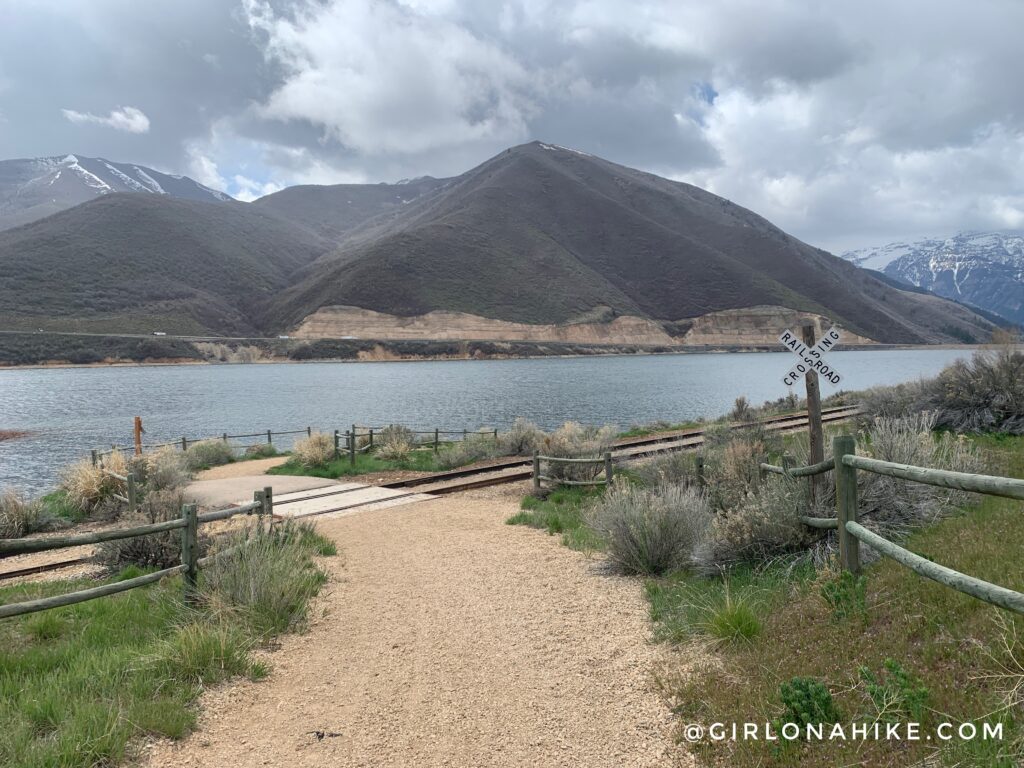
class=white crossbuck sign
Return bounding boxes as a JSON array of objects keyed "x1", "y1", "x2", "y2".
[{"x1": 779, "y1": 327, "x2": 843, "y2": 387}]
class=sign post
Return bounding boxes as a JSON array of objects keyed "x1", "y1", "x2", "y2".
[{"x1": 778, "y1": 324, "x2": 843, "y2": 506}]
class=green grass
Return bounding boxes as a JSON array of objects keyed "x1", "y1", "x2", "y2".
[
  {"x1": 0, "y1": 523, "x2": 337, "y2": 767},
  {"x1": 267, "y1": 448, "x2": 447, "y2": 478},
  {"x1": 38, "y1": 489, "x2": 84, "y2": 523},
  {"x1": 506, "y1": 487, "x2": 606, "y2": 551},
  {"x1": 618, "y1": 420, "x2": 702, "y2": 439},
  {"x1": 652, "y1": 435, "x2": 1024, "y2": 767}
]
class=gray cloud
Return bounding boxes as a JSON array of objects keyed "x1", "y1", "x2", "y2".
[{"x1": 0, "y1": 0, "x2": 1022, "y2": 251}]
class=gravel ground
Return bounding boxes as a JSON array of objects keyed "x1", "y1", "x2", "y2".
[{"x1": 144, "y1": 484, "x2": 689, "y2": 768}]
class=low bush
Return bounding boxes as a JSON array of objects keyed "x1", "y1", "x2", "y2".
[
  {"x1": 730, "y1": 396, "x2": 752, "y2": 421},
  {"x1": 0, "y1": 489, "x2": 45, "y2": 538},
  {"x1": 541, "y1": 421, "x2": 617, "y2": 482},
  {"x1": 435, "y1": 431, "x2": 502, "y2": 470},
  {"x1": 858, "y1": 659, "x2": 930, "y2": 724},
  {"x1": 182, "y1": 440, "x2": 234, "y2": 472},
  {"x1": 632, "y1": 451, "x2": 700, "y2": 488},
  {"x1": 376, "y1": 438, "x2": 412, "y2": 463},
  {"x1": 96, "y1": 491, "x2": 201, "y2": 569},
  {"x1": 60, "y1": 450, "x2": 128, "y2": 513},
  {"x1": 244, "y1": 443, "x2": 279, "y2": 459},
  {"x1": 498, "y1": 417, "x2": 547, "y2": 455},
  {"x1": 143, "y1": 448, "x2": 190, "y2": 491},
  {"x1": 201, "y1": 520, "x2": 331, "y2": 636},
  {"x1": 292, "y1": 432, "x2": 335, "y2": 468},
  {"x1": 379, "y1": 424, "x2": 415, "y2": 446},
  {"x1": 778, "y1": 677, "x2": 843, "y2": 729},
  {"x1": 587, "y1": 483, "x2": 712, "y2": 575},
  {"x1": 927, "y1": 347, "x2": 1024, "y2": 434}
]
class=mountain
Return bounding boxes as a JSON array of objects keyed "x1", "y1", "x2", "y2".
[
  {"x1": 0, "y1": 154, "x2": 231, "y2": 231},
  {"x1": 255, "y1": 176, "x2": 449, "y2": 240},
  {"x1": 0, "y1": 194, "x2": 329, "y2": 335},
  {"x1": 261, "y1": 142, "x2": 995, "y2": 345},
  {"x1": 844, "y1": 232, "x2": 1024, "y2": 325},
  {"x1": 0, "y1": 142, "x2": 999, "y2": 345}
]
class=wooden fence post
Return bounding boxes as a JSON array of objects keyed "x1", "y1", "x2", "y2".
[
  {"x1": 434, "y1": 428, "x2": 439, "y2": 452},
  {"x1": 253, "y1": 489, "x2": 265, "y2": 532},
  {"x1": 181, "y1": 503, "x2": 199, "y2": 604},
  {"x1": 349, "y1": 427, "x2": 356, "y2": 467},
  {"x1": 263, "y1": 485, "x2": 274, "y2": 532},
  {"x1": 695, "y1": 455, "x2": 705, "y2": 488},
  {"x1": 134, "y1": 416, "x2": 143, "y2": 457},
  {"x1": 833, "y1": 434, "x2": 860, "y2": 573},
  {"x1": 126, "y1": 472, "x2": 137, "y2": 513},
  {"x1": 181, "y1": 436, "x2": 187, "y2": 452},
  {"x1": 493, "y1": 428, "x2": 498, "y2": 442},
  {"x1": 463, "y1": 429, "x2": 468, "y2": 442},
  {"x1": 222, "y1": 432, "x2": 228, "y2": 443},
  {"x1": 91, "y1": 449, "x2": 98, "y2": 467},
  {"x1": 369, "y1": 428, "x2": 374, "y2": 450},
  {"x1": 333, "y1": 429, "x2": 340, "y2": 459},
  {"x1": 802, "y1": 324, "x2": 825, "y2": 506},
  {"x1": 307, "y1": 426, "x2": 312, "y2": 437},
  {"x1": 266, "y1": 429, "x2": 273, "y2": 445},
  {"x1": 533, "y1": 452, "x2": 541, "y2": 492},
  {"x1": 604, "y1": 452, "x2": 613, "y2": 486}
]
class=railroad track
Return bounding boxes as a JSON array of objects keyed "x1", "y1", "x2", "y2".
[{"x1": 0, "y1": 406, "x2": 859, "y2": 581}]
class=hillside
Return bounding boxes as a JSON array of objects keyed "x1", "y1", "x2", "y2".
[
  {"x1": 0, "y1": 154, "x2": 231, "y2": 231},
  {"x1": 0, "y1": 195, "x2": 329, "y2": 335},
  {"x1": 255, "y1": 176, "x2": 449, "y2": 239},
  {"x1": 845, "y1": 232, "x2": 1024, "y2": 325},
  {"x1": 265, "y1": 142, "x2": 995, "y2": 345},
  {"x1": 0, "y1": 142, "x2": 1000, "y2": 346}
]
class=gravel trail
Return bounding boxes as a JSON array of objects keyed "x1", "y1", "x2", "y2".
[{"x1": 145, "y1": 486, "x2": 685, "y2": 768}]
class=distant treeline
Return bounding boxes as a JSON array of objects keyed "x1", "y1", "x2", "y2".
[{"x1": 0, "y1": 332, "x2": 678, "y2": 367}]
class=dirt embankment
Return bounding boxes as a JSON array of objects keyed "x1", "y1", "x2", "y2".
[{"x1": 293, "y1": 304, "x2": 877, "y2": 347}]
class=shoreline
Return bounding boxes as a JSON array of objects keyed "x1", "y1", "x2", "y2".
[{"x1": 0, "y1": 342, "x2": 982, "y2": 371}]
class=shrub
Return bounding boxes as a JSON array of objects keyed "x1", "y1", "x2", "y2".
[
  {"x1": 378, "y1": 424, "x2": 415, "y2": 446},
  {"x1": 859, "y1": 659, "x2": 930, "y2": 723},
  {"x1": 292, "y1": 432, "x2": 335, "y2": 468},
  {"x1": 96, "y1": 490, "x2": 200, "y2": 569},
  {"x1": 632, "y1": 452, "x2": 700, "y2": 488},
  {"x1": 699, "y1": 587, "x2": 762, "y2": 644},
  {"x1": 498, "y1": 417, "x2": 547, "y2": 456},
  {"x1": 858, "y1": 413, "x2": 982, "y2": 536},
  {"x1": 587, "y1": 483, "x2": 712, "y2": 575},
  {"x1": 376, "y1": 438, "x2": 412, "y2": 463},
  {"x1": 0, "y1": 489, "x2": 45, "y2": 538},
  {"x1": 927, "y1": 348, "x2": 1024, "y2": 434},
  {"x1": 200, "y1": 520, "x2": 330, "y2": 636},
  {"x1": 820, "y1": 570, "x2": 868, "y2": 622},
  {"x1": 696, "y1": 473, "x2": 814, "y2": 571},
  {"x1": 731, "y1": 396, "x2": 752, "y2": 421},
  {"x1": 60, "y1": 450, "x2": 128, "y2": 513},
  {"x1": 244, "y1": 443, "x2": 279, "y2": 459},
  {"x1": 857, "y1": 380, "x2": 929, "y2": 423},
  {"x1": 541, "y1": 421, "x2": 617, "y2": 482},
  {"x1": 182, "y1": 440, "x2": 234, "y2": 472},
  {"x1": 436, "y1": 431, "x2": 502, "y2": 470},
  {"x1": 142, "y1": 448, "x2": 189, "y2": 492},
  {"x1": 778, "y1": 677, "x2": 842, "y2": 729}
]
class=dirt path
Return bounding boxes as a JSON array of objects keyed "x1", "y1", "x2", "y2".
[{"x1": 144, "y1": 485, "x2": 685, "y2": 768}]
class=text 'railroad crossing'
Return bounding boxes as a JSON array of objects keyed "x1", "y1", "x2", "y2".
[{"x1": 779, "y1": 327, "x2": 843, "y2": 387}]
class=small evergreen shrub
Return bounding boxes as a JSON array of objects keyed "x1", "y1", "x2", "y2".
[{"x1": 778, "y1": 677, "x2": 842, "y2": 729}]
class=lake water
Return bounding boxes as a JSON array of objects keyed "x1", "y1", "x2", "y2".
[{"x1": 0, "y1": 349, "x2": 969, "y2": 494}]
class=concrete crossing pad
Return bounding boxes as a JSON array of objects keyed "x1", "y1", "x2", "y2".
[{"x1": 261, "y1": 483, "x2": 435, "y2": 521}]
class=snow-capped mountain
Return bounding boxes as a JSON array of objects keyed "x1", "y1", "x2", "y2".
[
  {"x1": 0, "y1": 154, "x2": 232, "y2": 231},
  {"x1": 843, "y1": 232, "x2": 1024, "y2": 325}
]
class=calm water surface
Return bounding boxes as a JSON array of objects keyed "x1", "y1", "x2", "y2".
[{"x1": 0, "y1": 349, "x2": 968, "y2": 494}]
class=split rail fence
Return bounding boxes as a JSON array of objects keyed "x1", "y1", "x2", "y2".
[
  {"x1": 760, "y1": 434, "x2": 1024, "y2": 615},
  {"x1": 0, "y1": 488, "x2": 274, "y2": 620},
  {"x1": 334, "y1": 425, "x2": 500, "y2": 466},
  {"x1": 92, "y1": 427, "x2": 314, "y2": 465}
]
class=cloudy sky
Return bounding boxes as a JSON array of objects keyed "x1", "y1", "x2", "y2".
[{"x1": 1, "y1": 0, "x2": 1021, "y2": 252}]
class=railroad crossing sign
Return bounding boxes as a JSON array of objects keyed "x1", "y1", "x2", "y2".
[{"x1": 779, "y1": 326, "x2": 843, "y2": 387}]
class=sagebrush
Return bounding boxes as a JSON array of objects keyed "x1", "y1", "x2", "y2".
[{"x1": 293, "y1": 432, "x2": 335, "y2": 468}]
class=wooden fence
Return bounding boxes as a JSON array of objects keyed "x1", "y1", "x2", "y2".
[
  {"x1": 0, "y1": 488, "x2": 274, "y2": 619},
  {"x1": 334, "y1": 425, "x2": 500, "y2": 466},
  {"x1": 92, "y1": 427, "x2": 313, "y2": 464},
  {"x1": 760, "y1": 434, "x2": 1024, "y2": 615},
  {"x1": 532, "y1": 452, "x2": 614, "y2": 491}
]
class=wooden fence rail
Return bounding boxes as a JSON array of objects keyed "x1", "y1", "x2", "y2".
[
  {"x1": 0, "y1": 489, "x2": 273, "y2": 620},
  {"x1": 761, "y1": 434, "x2": 1024, "y2": 615}
]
